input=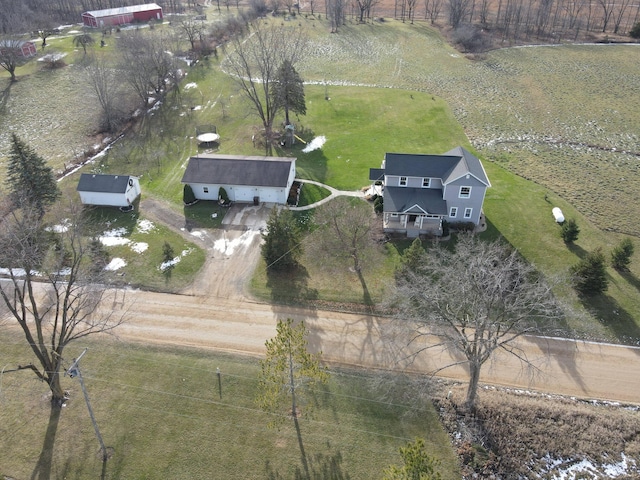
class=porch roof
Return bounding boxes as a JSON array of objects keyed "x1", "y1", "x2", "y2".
[{"x1": 384, "y1": 187, "x2": 448, "y2": 215}]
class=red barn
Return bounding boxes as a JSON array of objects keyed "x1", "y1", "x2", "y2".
[
  {"x1": 81, "y1": 3, "x2": 163, "y2": 28},
  {"x1": 0, "y1": 40, "x2": 37, "y2": 57}
]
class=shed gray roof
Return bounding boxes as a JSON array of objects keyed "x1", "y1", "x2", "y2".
[
  {"x1": 77, "y1": 174, "x2": 134, "y2": 194},
  {"x1": 181, "y1": 154, "x2": 295, "y2": 188},
  {"x1": 384, "y1": 187, "x2": 448, "y2": 215},
  {"x1": 383, "y1": 147, "x2": 490, "y2": 186}
]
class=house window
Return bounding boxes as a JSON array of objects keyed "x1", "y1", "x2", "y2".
[
  {"x1": 422, "y1": 177, "x2": 430, "y2": 188},
  {"x1": 399, "y1": 176, "x2": 407, "y2": 187},
  {"x1": 203, "y1": 187, "x2": 209, "y2": 193},
  {"x1": 450, "y1": 207, "x2": 458, "y2": 218},
  {"x1": 464, "y1": 208, "x2": 473, "y2": 218},
  {"x1": 390, "y1": 213, "x2": 398, "y2": 218},
  {"x1": 459, "y1": 186, "x2": 471, "y2": 198}
]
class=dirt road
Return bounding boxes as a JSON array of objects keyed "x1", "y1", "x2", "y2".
[
  {"x1": 112, "y1": 198, "x2": 640, "y2": 405},
  {"x1": 109, "y1": 288, "x2": 640, "y2": 404}
]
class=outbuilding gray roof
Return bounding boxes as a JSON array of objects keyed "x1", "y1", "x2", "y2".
[
  {"x1": 77, "y1": 174, "x2": 134, "y2": 194},
  {"x1": 383, "y1": 147, "x2": 490, "y2": 186},
  {"x1": 181, "y1": 154, "x2": 295, "y2": 188}
]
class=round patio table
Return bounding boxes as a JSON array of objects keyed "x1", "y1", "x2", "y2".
[{"x1": 197, "y1": 133, "x2": 220, "y2": 143}]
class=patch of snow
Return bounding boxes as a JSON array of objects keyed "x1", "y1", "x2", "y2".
[
  {"x1": 159, "y1": 248, "x2": 193, "y2": 271},
  {"x1": 47, "y1": 219, "x2": 71, "y2": 233},
  {"x1": 131, "y1": 242, "x2": 148, "y2": 253},
  {"x1": 190, "y1": 230, "x2": 205, "y2": 239},
  {"x1": 101, "y1": 227, "x2": 128, "y2": 238},
  {"x1": 192, "y1": 105, "x2": 202, "y2": 111},
  {"x1": 100, "y1": 237, "x2": 130, "y2": 247},
  {"x1": 0, "y1": 268, "x2": 28, "y2": 277},
  {"x1": 105, "y1": 258, "x2": 126, "y2": 271},
  {"x1": 184, "y1": 82, "x2": 198, "y2": 90},
  {"x1": 540, "y1": 453, "x2": 637, "y2": 478},
  {"x1": 302, "y1": 136, "x2": 326, "y2": 153},
  {"x1": 213, "y1": 231, "x2": 257, "y2": 256},
  {"x1": 136, "y1": 219, "x2": 156, "y2": 234}
]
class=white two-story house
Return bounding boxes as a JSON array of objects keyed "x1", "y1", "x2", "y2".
[{"x1": 369, "y1": 146, "x2": 491, "y2": 237}]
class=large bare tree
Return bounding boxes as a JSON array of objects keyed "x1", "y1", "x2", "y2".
[
  {"x1": 83, "y1": 53, "x2": 129, "y2": 132},
  {"x1": 0, "y1": 36, "x2": 30, "y2": 82},
  {"x1": 391, "y1": 234, "x2": 563, "y2": 410},
  {"x1": 224, "y1": 23, "x2": 307, "y2": 154},
  {"x1": 0, "y1": 201, "x2": 124, "y2": 410}
]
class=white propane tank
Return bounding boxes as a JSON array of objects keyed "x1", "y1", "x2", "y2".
[{"x1": 552, "y1": 207, "x2": 565, "y2": 223}]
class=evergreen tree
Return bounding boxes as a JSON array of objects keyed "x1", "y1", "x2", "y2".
[
  {"x1": 272, "y1": 59, "x2": 306, "y2": 126},
  {"x1": 571, "y1": 247, "x2": 608, "y2": 295},
  {"x1": 6, "y1": 133, "x2": 60, "y2": 217},
  {"x1": 257, "y1": 318, "x2": 329, "y2": 423},
  {"x1": 183, "y1": 184, "x2": 196, "y2": 204},
  {"x1": 630, "y1": 22, "x2": 640, "y2": 38},
  {"x1": 396, "y1": 238, "x2": 426, "y2": 280},
  {"x1": 383, "y1": 438, "x2": 442, "y2": 480},
  {"x1": 261, "y1": 207, "x2": 302, "y2": 270},
  {"x1": 561, "y1": 218, "x2": 580, "y2": 244},
  {"x1": 611, "y1": 237, "x2": 634, "y2": 271}
]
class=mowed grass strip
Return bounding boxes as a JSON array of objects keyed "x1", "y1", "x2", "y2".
[{"x1": 0, "y1": 332, "x2": 461, "y2": 479}]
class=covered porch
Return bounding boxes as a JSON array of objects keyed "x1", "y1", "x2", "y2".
[{"x1": 383, "y1": 213, "x2": 443, "y2": 237}]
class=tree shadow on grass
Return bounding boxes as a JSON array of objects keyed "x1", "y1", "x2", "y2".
[
  {"x1": 0, "y1": 80, "x2": 12, "y2": 114},
  {"x1": 566, "y1": 242, "x2": 588, "y2": 259},
  {"x1": 266, "y1": 264, "x2": 319, "y2": 304},
  {"x1": 30, "y1": 405, "x2": 61, "y2": 480},
  {"x1": 265, "y1": 443, "x2": 350, "y2": 480},
  {"x1": 581, "y1": 291, "x2": 640, "y2": 347},
  {"x1": 620, "y1": 270, "x2": 640, "y2": 294},
  {"x1": 356, "y1": 270, "x2": 374, "y2": 312}
]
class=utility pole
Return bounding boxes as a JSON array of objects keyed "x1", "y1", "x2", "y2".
[{"x1": 66, "y1": 349, "x2": 109, "y2": 462}]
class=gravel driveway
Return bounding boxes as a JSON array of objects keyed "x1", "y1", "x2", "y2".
[{"x1": 141, "y1": 198, "x2": 273, "y2": 299}]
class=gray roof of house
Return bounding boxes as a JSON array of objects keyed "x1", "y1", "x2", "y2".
[
  {"x1": 383, "y1": 147, "x2": 490, "y2": 186},
  {"x1": 181, "y1": 154, "x2": 295, "y2": 188},
  {"x1": 384, "y1": 187, "x2": 448, "y2": 215},
  {"x1": 77, "y1": 174, "x2": 133, "y2": 194},
  {"x1": 369, "y1": 168, "x2": 385, "y2": 182}
]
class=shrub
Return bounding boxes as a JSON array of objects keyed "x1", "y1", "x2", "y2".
[
  {"x1": 219, "y1": 187, "x2": 230, "y2": 204},
  {"x1": 451, "y1": 24, "x2": 492, "y2": 52},
  {"x1": 451, "y1": 221, "x2": 475, "y2": 232},
  {"x1": 611, "y1": 237, "x2": 634, "y2": 271},
  {"x1": 183, "y1": 184, "x2": 196, "y2": 205},
  {"x1": 630, "y1": 22, "x2": 640, "y2": 38},
  {"x1": 571, "y1": 247, "x2": 608, "y2": 295},
  {"x1": 374, "y1": 196, "x2": 383, "y2": 213},
  {"x1": 561, "y1": 218, "x2": 580, "y2": 244}
]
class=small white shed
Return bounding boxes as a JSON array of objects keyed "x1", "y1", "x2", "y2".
[{"x1": 77, "y1": 174, "x2": 141, "y2": 207}]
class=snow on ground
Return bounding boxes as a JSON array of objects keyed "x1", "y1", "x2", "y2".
[
  {"x1": 99, "y1": 226, "x2": 148, "y2": 254},
  {"x1": 190, "y1": 230, "x2": 205, "y2": 239},
  {"x1": 136, "y1": 219, "x2": 156, "y2": 234},
  {"x1": 47, "y1": 219, "x2": 71, "y2": 233},
  {"x1": 159, "y1": 248, "x2": 194, "y2": 271},
  {"x1": 184, "y1": 82, "x2": 198, "y2": 90},
  {"x1": 105, "y1": 258, "x2": 126, "y2": 271},
  {"x1": 540, "y1": 453, "x2": 637, "y2": 478},
  {"x1": 131, "y1": 242, "x2": 149, "y2": 253},
  {"x1": 302, "y1": 136, "x2": 326, "y2": 153},
  {"x1": 213, "y1": 230, "x2": 257, "y2": 256}
]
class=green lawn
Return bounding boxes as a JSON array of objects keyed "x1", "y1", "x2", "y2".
[{"x1": 0, "y1": 332, "x2": 461, "y2": 479}]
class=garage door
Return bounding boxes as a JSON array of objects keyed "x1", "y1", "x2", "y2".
[
  {"x1": 232, "y1": 186, "x2": 255, "y2": 202},
  {"x1": 257, "y1": 188, "x2": 280, "y2": 203}
]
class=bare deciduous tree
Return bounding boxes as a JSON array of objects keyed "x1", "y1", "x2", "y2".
[
  {"x1": 327, "y1": 0, "x2": 347, "y2": 32},
  {"x1": 225, "y1": 24, "x2": 307, "y2": 154},
  {"x1": 83, "y1": 53, "x2": 128, "y2": 132},
  {"x1": 0, "y1": 36, "x2": 29, "y2": 81},
  {"x1": 0, "y1": 201, "x2": 125, "y2": 410},
  {"x1": 312, "y1": 197, "x2": 378, "y2": 276},
  {"x1": 390, "y1": 234, "x2": 563, "y2": 410}
]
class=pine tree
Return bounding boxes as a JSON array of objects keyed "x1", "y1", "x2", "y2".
[
  {"x1": 272, "y1": 59, "x2": 306, "y2": 126},
  {"x1": 6, "y1": 133, "x2": 60, "y2": 217},
  {"x1": 561, "y1": 218, "x2": 580, "y2": 244},
  {"x1": 571, "y1": 247, "x2": 608, "y2": 295},
  {"x1": 611, "y1": 237, "x2": 634, "y2": 271},
  {"x1": 383, "y1": 438, "x2": 442, "y2": 480},
  {"x1": 261, "y1": 207, "x2": 302, "y2": 270}
]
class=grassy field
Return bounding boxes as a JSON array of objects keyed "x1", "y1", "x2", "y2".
[{"x1": 0, "y1": 331, "x2": 461, "y2": 479}]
